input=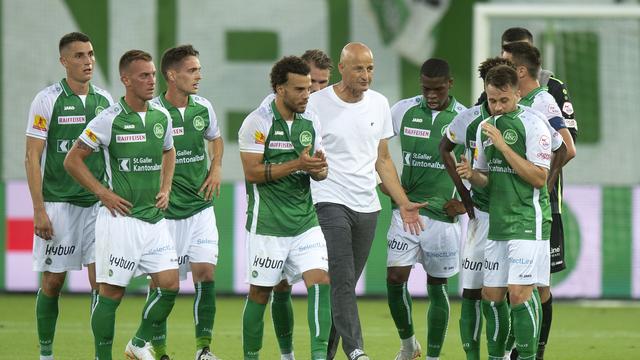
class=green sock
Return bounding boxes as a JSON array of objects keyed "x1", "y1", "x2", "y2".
[
  {"x1": 91, "y1": 289, "x2": 98, "y2": 314},
  {"x1": 144, "y1": 289, "x2": 168, "y2": 359},
  {"x1": 482, "y1": 299, "x2": 510, "y2": 359},
  {"x1": 504, "y1": 313, "x2": 516, "y2": 355},
  {"x1": 459, "y1": 298, "x2": 482, "y2": 360},
  {"x1": 132, "y1": 288, "x2": 178, "y2": 348},
  {"x1": 387, "y1": 282, "x2": 414, "y2": 339},
  {"x1": 243, "y1": 298, "x2": 266, "y2": 359},
  {"x1": 91, "y1": 295, "x2": 121, "y2": 360},
  {"x1": 512, "y1": 298, "x2": 538, "y2": 359},
  {"x1": 36, "y1": 289, "x2": 59, "y2": 356},
  {"x1": 427, "y1": 283, "x2": 450, "y2": 357},
  {"x1": 532, "y1": 288, "x2": 542, "y2": 341},
  {"x1": 308, "y1": 284, "x2": 331, "y2": 360},
  {"x1": 271, "y1": 289, "x2": 294, "y2": 354},
  {"x1": 194, "y1": 281, "x2": 216, "y2": 349}
]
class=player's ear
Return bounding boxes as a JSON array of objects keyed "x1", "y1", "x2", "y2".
[
  {"x1": 167, "y1": 69, "x2": 176, "y2": 83},
  {"x1": 59, "y1": 56, "x2": 67, "y2": 68}
]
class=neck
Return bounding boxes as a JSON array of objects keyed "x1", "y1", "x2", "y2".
[
  {"x1": 124, "y1": 93, "x2": 148, "y2": 112},
  {"x1": 275, "y1": 97, "x2": 294, "y2": 121},
  {"x1": 334, "y1": 82, "x2": 364, "y2": 103},
  {"x1": 164, "y1": 87, "x2": 189, "y2": 108},
  {"x1": 520, "y1": 78, "x2": 540, "y2": 98},
  {"x1": 66, "y1": 77, "x2": 90, "y2": 95}
]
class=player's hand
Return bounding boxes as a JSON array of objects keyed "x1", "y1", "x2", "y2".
[
  {"x1": 399, "y1": 201, "x2": 428, "y2": 235},
  {"x1": 456, "y1": 154, "x2": 473, "y2": 180},
  {"x1": 199, "y1": 165, "x2": 222, "y2": 200},
  {"x1": 97, "y1": 188, "x2": 132, "y2": 216},
  {"x1": 308, "y1": 150, "x2": 328, "y2": 180},
  {"x1": 482, "y1": 122, "x2": 508, "y2": 152},
  {"x1": 297, "y1": 145, "x2": 327, "y2": 173},
  {"x1": 155, "y1": 190, "x2": 170, "y2": 210},
  {"x1": 33, "y1": 207, "x2": 54, "y2": 240}
]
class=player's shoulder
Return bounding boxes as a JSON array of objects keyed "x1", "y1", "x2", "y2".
[
  {"x1": 365, "y1": 88, "x2": 390, "y2": 104},
  {"x1": 91, "y1": 84, "x2": 113, "y2": 100},
  {"x1": 391, "y1": 95, "x2": 421, "y2": 114},
  {"x1": 450, "y1": 97, "x2": 467, "y2": 113},
  {"x1": 33, "y1": 82, "x2": 64, "y2": 103},
  {"x1": 148, "y1": 100, "x2": 172, "y2": 119},
  {"x1": 149, "y1": 96, "x2": 163, "y2": 108},
  {"x1": 455, "y1": 104, "x2": 483, "y2": 124},
  {"x1": 191, "y1": 94, "x2": 214, "y2": 109}
]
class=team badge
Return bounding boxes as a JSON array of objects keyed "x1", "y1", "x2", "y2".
[
  {"x1": 252, "y1": 270, "x2": 258, "y2": 278},
  {"x1": 299, "y1": 130, "x2": 312, "y2": 146},
  {"x1": 45, "y1": 258, "x2": 52, "y2": 265},
  {"x1": 32, "y1": 115, "x2": 47, "y2": 131},
  {"x1": 153, "y1": 123, "x2": 165, "y2": 139},
  {"x1": 503, "y1": 129, "x2": 518, "y2": 145},
  {"x1": 193, "y1": 116, "x2": 205, "y2": 131},
  {"x1": 95, "y1": 106, "x2": 105, "y2": 115},
  {"x1": 108, "y1": 269, "x2": 113, "y2": 277}
]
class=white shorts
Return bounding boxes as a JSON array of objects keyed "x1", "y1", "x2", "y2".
[
  {"x1": 460, "y1": 208, "x2": 490, "y2": 289},
  {"x1": 32, "y1": 202, "x2": 99, "y2": 272},
  {"x1": 483, "y1": 239, "x2": 550, "y2": 287},
  {"x1": 95, "y1": 207, "x2": 178, "y2": 287},
  {"x1": 386, "y1": 210, "x2": 460, "y2": 278},
  {"x1": 245, "y1": 226, "x2": 328, "y2": 287},
  {"x1": 166, "y1": 207, "x2": 219, "y2": 280}
]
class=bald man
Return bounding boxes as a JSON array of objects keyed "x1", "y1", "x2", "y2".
[{"x1": 309, "y1": 42, "x2": 426, "y2": 360}]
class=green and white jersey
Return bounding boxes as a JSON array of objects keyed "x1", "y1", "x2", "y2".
[
  {"x1": 79, "y1": 97, "x2": 174, "y2": 224},
  {"x1": 445, "y1": 102, "x2": 491, "y2": 213},
  {"x1": 391, "y1": 95, "x2": 466, "y2": 222},
  {"x1": 26, "y1": 79, "x2": 114, "y2": 207},
  {"x1": 238, "y1": 100, "x2": 323, "y2": 237},
  {"x1": 151, "y1": 93, "x2": 221, "y2": 220},
  {"x1": 473, "y1": 107, "x2": 552, "y2": 241}
]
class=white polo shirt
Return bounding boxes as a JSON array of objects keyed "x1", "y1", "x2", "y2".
[{"x1": 309, "y1": 85, "x2": 394, "y2": 213}]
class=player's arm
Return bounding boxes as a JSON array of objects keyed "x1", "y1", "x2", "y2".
[
  {"x1": 547, "y1": 142, "x2": 567, "y2": 192},
  {"x1": 199, "y1": 136, "x2": 224, "y2": 200},
  {"x1": 456, "y1": 154, "x2": 488, "y2": 188},
  {"x1": 555, "y1": 128, "x2": 575, "y2": 165},
  {"x1": 439, "y1": 136, "x2": 475, "y2": 219},
  {"x1": 25, "y1": 137, "x2": 53, "y2": 240},
  {"x1": 241, "y1": 145, "x2": 326, "y2": 184},
  {"x1": 156, "y1": 147, "x2": 176, "y2": 210},
  {"x1": 64, "y1": 140, "x2": 132, "y2": 215},
  {"x1": 307, "y1": 149, "x2": 328, "y2": 181},
  {"x1": 376, "y1": 139, "x2": 427, "y2": 235},
  {"x1": 548, "y1": 78, "x2": 577, "y2": 162}
]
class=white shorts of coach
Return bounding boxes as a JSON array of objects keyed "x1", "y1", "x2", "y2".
[
  {"x1": 460, "y1": 208, "x2": 490, "y2": 289},
  {"x1": 386, "y1": 209, "x2": 461, "y2": 278},
  {"x1": 483, "y1": 239, "x2": 550, "y2": 288},
  {"x1": 245, "y1": 226, "x2": 328, "y2": 287},
  {"x1": 95, "y1": 207, "x2": 178, "y2": 287},
  {"x1": 32, "y1": 202, "x2": 99, "y2": 272},
  {"x1": 166, "y1": 207, "x2": 219, "y2": 281}
]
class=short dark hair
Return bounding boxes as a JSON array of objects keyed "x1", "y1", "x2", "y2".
[
  {"x1": 420, "y1": 58, "x2": 450, "y2": 78},
  {"x1": 59, "y1": 32, "x2": 91, "y2": 53},
  {"x1": 478, "y1": 56, "x2": 516, "y2": 81},
  {"x1": 502, "y1": 42, "x2": 541, "y2": 79},
  {"x1": 485, "y1": 65, "x2": 518, "y2": 91},
  {"x1": 119, "y1": 50, "x2": 153, "y2": 74},
  {"x1": 270, "y1": 56, "x2": 310, "y2": 93},
  {"x1": 160, "y1": 44, "x2": 200, "y2": 79},
  {"x1": 502, "y1": 27, "x2": 534, "y2": 44},
  {"x1": 301, "y1": 49, "x2": 333, "y2": 70}
]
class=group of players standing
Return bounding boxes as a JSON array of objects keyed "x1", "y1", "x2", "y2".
[{"x1": 26, "y1": 26, "x2": 576, "y2": 360}]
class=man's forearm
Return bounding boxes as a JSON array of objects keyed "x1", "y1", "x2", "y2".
[
  {"x1": 376, "y1": 156, "x2": 409, "y2": 206},
  {"x1": 161, "y1": 148, "x2": 176, "y2": 193},
  {"x1": 501, "y1": 146, "x2": 547, "y2": 188},
  {"x1": 25, "y1": 157, "x2": 45, "y2": 209},
  {"x1": 208, "y1": 137, "x2": 224, "y2": 169}
]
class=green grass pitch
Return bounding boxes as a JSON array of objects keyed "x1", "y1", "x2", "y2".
[{"x1": 1, "y1": 294, "x2": 639, "y2": 359}]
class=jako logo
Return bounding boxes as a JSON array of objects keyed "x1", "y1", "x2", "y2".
[
  {"x1": 388, "y1": 238, "x2": 408, "y2": 251},
  {"x1": 252, "y1": 256, "x2": 284, "y2": 269}
]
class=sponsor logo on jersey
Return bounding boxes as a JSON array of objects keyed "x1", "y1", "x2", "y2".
[
  {"x1": 153, "y1": 123, "x2": 165, "y2": 139},
  {"x1": 45, "y1": 244, "x2": 75, "y2": 256},
  {"x1": 63, "y1": 105, "x2": 75, "y2": 111},
  {"x1": 252, "y1": 255, "x2": 284, "y2": 269},
  {"x1": 172, "y1": 127, "x2": 184, "y2": 136},
  {"x1": 274, "y1": 130, "x2": 284, "y2": 136},
  {"x1": 503, "y1": 129, "x2": 518, "y2": 145},
  {"x1": 536, "y1": 152, "x2": 551, "y2": 161},
  {"x1": 118, "y1": 158, "x2": 131, "y2": 172},
  {"x1": 32, "y1": 115, "x2": 47, "y2": 131},
  {"x1": 548, "y1": 103, "x2": 562, "y2": 116},
  {"x1": 299, "y1": 130, "x2": 312, "y2": 146},
  {"x1": 403, "y1": 126, "x2": 430, "y2": 138},
  {"x1": 562, "y1": 102, "x2": 574, "y2": 116},
  {"x1": 85, "y1": 129, "x2": 98, "y2": 143},
  {"x1": 268, "y1": 141, "x2": 294, "y2": 150},
  {"x1": 193, "y1": 115, "x2": 205, "y2": 131},
  {"x1": 539, "y1": 135, "x2": 550, "y2": 150},
  {"x1": 58, "y1": 115, "x2": 86, "y2": 125},
  {"x1": 57, "y1": 139, "x2": 74, "y2": 153},
  {"x1": 109, "y1": 254, "x2": 135, "y2": 271},
  {"x1": 484, "y1": 259, "x2": 499, "y2": 271},
  {"x1": 462, "y1": 258, "x2": 483, "y2": 271},
  {"x1": 116, "y1": 133, "x2": 146, "y2": 143},
  {"x1": 411, "y1": 117, "x2": 423, "y2": 123},
  {"x1": 565, "y1": 119, "x2": 577, "y2": 129},
  {"x1": 254, "y1": 130, "x2": 265, "y2": 144},
  {"x1": 448, "y1": 128, "x2": 456, "y2": 140},
  {"x1": 124, "y1": 124, "x2": 135, "y2": 129},
  {"x1": 95, "y1": 106, "x2": 105, "y2": 115},
  {"x1": 388, "y1": 238, "x2": 408, "y2": 251}
]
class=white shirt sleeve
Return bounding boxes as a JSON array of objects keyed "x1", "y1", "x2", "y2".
[
  {"x1": 525, "y1": 119, "x2": 552, "y2": 169},
  {"x1": 528, "y1": 107, "x2": 563, "y2": 151},
  {"x1": 380, "y1": 97, "x2": 395, "y2": 140},
  {"x1": 446, "y1": 110, "x2": 471, "y2": 145},
  {"x1": 390, "y1": 101, "x2": 405, "y2": 137},
  {"x1": 26, "y1": 91, "x2": 52, "y2": 140},
  {"x1": 78, "y1": 109, "x2": 114, "y2": 150},
  {"x1": 472, "y1": 120, "x2": 489, "y2": 171},
  {"x1": 311, "y1": 113, "x2": 325, "y2": 154},
  {"x1": 203, "y1": 100, "x2": 221, "y2": 141},
  {"x1": 238, "y1": 112, "x2": 267, "y2": 154},
  {"x1": 163, "y1": 112, "x2": 174, "y2": 151}
]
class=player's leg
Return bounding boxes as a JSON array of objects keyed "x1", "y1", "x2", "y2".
[
  {"x1": 482, "y1": 240, "x2": 510, "y2": 360},
  {"x1": 36, "y1": 271, "x2": 66, "y2": 359},
  {"x1": 82, "y1": 203, "x2": 101, "y2": 313},
  {"x1": 272, "y1": 279, "x2": 295, "y2": 359},
  {"x1": 92, "y1": 283, "x2": 125, "y2": 360},
  {"x1": 192, "y1": 262, "x2": 217, "y2": 359},
  {"x1": 244, "y1": 285, "x2": 274, "y2": 360}
]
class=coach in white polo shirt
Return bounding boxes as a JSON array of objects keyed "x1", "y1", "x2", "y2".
[{"x1": 309, "y1": 42, "x2": 426, "y2": 360}]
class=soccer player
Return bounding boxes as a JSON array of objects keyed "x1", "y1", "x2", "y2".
[
  {"x1": 384, "y1": 58, "x2": 466, "y2": 360},
  {"x1": 25, "y1": 31, "x2": 114, "y2": 360},
  {"x1": 268, "y1": 49, "x2": 332, "y2": 360},
  {"x1": 457, "y1": 65, "x2": 552, "y2": 360},
  {"x1": 309, "y1": 42, "x2": 425, "y2": 360},
  {"x1": 148, "y1": 44, "x2": 223, "y2": 360},
  {"x1": 64, "y1": 49, "x2": 178, "y2": 360},
  {"x1": 238, "y1": 56, "x2": 332, "y2": 360},
  {"x1": 440, "y1": 57, "x2": 514, "y2": 360}
]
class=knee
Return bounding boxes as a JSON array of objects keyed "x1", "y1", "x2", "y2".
[
  {"x1": 537, "y1": 286, "x2": 551, "y2": 302},
  {"x1": 249, "y1": 286, "x2": 272, "y2": 304},
  {"x1": 42, "y1": 273, "x2": 66, "y2": 296},
  {"x1": 462, "y1": 288, "x2": 482, "y2": 300},
  {"x1": 508, "y1": 291, "x2": 531, "y2": 306},
  {"x1": 386, "y1": 267, "x2": 410, "y2": 284},
  {"x1": 427, "y1": 275, "x2": 447, "y2": 286},
  {"x1": 273, "y1": 280, "x2": 292, "y2": 292}
]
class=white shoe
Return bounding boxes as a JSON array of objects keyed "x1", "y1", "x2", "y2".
[
  {"x1": 195, "y1": 346, "x2": 221, "y2": 360},
  {"x1": 39, "y1": 356, "x2": 54, "y2": 360},
  {"x1": 394, "y1": 339, "x2": 422, "y2": 360},
  {"x1": 281, "y1": 352, "x2": 295, "y2": 360},
  {"x1": 124, "y1": 340, "x2": 155, "y2": 360}
]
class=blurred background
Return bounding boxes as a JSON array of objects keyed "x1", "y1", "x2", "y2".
[{"x1": 2, "y1": 0, "x2": 639, "y2": 298}]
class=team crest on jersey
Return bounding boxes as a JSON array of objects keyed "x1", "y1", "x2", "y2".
[
  {"x1": 85, "y1": 129, "x2": 98, "y2": 142},
  {"x1": 193, "y1": 116, "x2": 205, "y2": 131},
  {"x1": 403, "y1": 126, "x2": 430, "y2": 139},
  {"x1": 153, "y1": 123, "x2": 165, "y2": 139},
  {"x1": 469, "y1": 140, "x2": 476, "y2": 148},
  {"x1": 95, "y1": 106, "x2": 105, "y2": 115},
  {"x1": 32, "y1": 115, "x2": 47, "y2": 131},
  {"x1": 116, "y1": 133, "x2": 146, "y2": 143},
  {"x1": 254, "y1": 130, "x2": 266, "y2": 144},
  {"x1": 58, "y1": 115, "x2": 86, "y2": 125},
  {"x1": 503, "y1": 129, "x2": 518, "y2": 145},
  {"x1": 299, "y1": 130, "x2": 312, "y2": 146}
]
